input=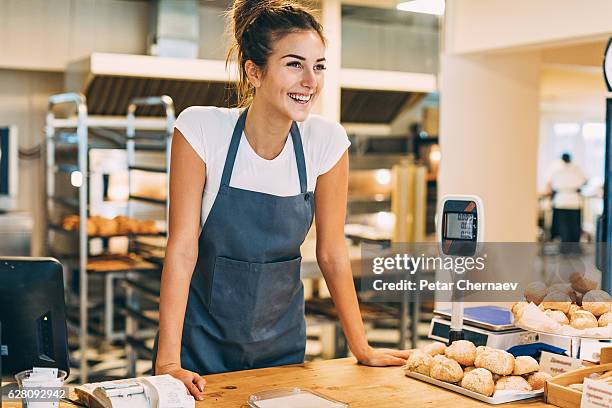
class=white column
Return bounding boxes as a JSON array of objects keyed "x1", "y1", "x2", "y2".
[
  {"x1": 319, "y1": 0, "x2": 341, "y2": 122},
  {"x1": 438, "y1": 51, "x2": 541, "y2": 241}
]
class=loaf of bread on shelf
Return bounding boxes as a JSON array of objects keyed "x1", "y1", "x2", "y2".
[
  {"x1": 137, "y1": 219, "x2": 158, "y2": 234},
  {"x1": 569, "y1": 310, "x2": 598, "y2": 329},
  {"x1": 114, "y1": 215, "x2": 139, "y2": 234},
  {"x1": 91, "y1": 216, "x2": 117, "y2": 236},
  {"x1": 460, "y1": 368, "x2": 495, "y2": 396},
  {"x1": 495, "y1": 376, "x2": 532, "y2": 391}
]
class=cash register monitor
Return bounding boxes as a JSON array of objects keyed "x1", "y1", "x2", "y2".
[{"x1": 0, "y1": 257, "x2": 70, "y2": 376}]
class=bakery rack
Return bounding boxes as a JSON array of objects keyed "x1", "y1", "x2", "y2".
[
  {"x1": 45, "y1": 93, "x2": 170, "y2": 382},
  {"x1": 123, "y1": 96, "x2": 174, "y2": 377}
]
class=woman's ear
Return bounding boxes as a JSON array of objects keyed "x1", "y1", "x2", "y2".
[{"x1": 244, "y1": 60, "x2": 262, "y2": 88}]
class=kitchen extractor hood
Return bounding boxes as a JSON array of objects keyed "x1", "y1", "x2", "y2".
[{"x1": 65, "y1": 53, "x2": 435, "y2": 122}]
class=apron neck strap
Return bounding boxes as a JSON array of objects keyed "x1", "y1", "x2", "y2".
[{"x1": 220, "y1": 108, "x2": 308, "y2": 194}]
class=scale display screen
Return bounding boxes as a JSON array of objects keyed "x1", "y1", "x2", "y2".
[{"x1": 444, "y1": 212, "x2": 475, "y2": 240}]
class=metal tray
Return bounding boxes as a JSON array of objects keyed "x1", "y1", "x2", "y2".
[
  {"x1": 434, "y1": 306, "x2": 517, "y2": 332},
  {"x1": 405, "y1": 372, "x2": 544, "y2": 405}
]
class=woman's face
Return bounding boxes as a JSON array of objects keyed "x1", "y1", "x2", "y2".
[{"x1": 251, "y1": 30, "x2": 326, "y2": 122}]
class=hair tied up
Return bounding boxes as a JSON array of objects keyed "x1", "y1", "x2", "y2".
[{"x1": 225, "y1": 0, "x2": 325, "y2": 107}]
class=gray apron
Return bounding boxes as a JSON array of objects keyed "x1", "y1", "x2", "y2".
[{"x1": 153, "y1": 108, "x2": 314, "y2": 375}]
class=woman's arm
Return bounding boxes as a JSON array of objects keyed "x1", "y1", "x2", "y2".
[
  {"x1": 155, "y1": 129, "x2": 207, "y2": 399},
  {"x1": 315, "y1": 151, "x2": 411, "y2": 366}
]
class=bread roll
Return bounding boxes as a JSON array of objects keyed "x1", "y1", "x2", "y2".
[
  {"x1": 445, "y1": 340, "x2": 477, "y2": 366},
  {"x1": 549, "y1": 283, "x2": 578, "y2": 303},
  {"x1": 404, "y1": 350, "x2": 433, "y2": 376},
  {"x1": 545, "y1": 309, "x2": 569, "y2": 325},
  {"x1": 495, "y1": 376, "x2": 532, "y2": 391},
  {"x1": 541, "y1": 291, "x2": 572, "y2": 314},
  {"x1": 567, "y1": 304, "x2": 582, "y2": 317},
  {"x1": 569, "y1": 310, "x2": 598, "y2": 329},
  {"x1": 138, "y1": 219, "x2": 158, "y2": 234},
  {"x1": 512, "y1": 356, "x2": 539, "y2": 375},
  {"x1": 524, "y1": 282, "x2": 548, "y2": 305},
  {"x1": 461, "y1": 368, "x2": 495, "y2": 396},
  {"x1": 582, "y1": 290, "x2": 612, "y2": 317},
  {"x1": 430, "y1": 355, "x2": 464, "y2": 383},
  {"x1": 527, "y1": 372, "x2": 552, "y2": 390},
  {"x1": 423, "y1": 342, "x2": 446, "y2": 357},
  {"x1": 464, "y1": 366, "x2": 476, "y2": 374},
  {"x1": 475, "y1": 349, "x2": 515, "y2": 375},
  {"x1": 570, "y1": 272, "x2": 598, "y2": 294},
  {"x1": 511, "y1": 302, "x2": 528, "y2": 320},
  {"x1": 598, "y1": 311, "x2": 612, "y2": 327}
]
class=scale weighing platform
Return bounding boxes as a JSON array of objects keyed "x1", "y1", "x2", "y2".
[{"x1": 429, "y1": 306, "x2": 537, "y2": 349}]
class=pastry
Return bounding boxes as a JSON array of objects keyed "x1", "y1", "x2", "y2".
[
  {"x1": 570, "y1": 272, "x2": 598, "y2": 294},
  {"x1": 569, "y1": 310, "x2": 598, "y2": 329},
  {"x1": 541, "y1": 291, "x2": 572, "y2": 314},
  {"x1": 495, "y1": 376, "x2": 532, "y2": 391},
  {"x1": 430, "y1": 355, "x2": 464, "y2": 383},
  {"x1": 512, "y1": 356, "x2": 539, "y2": 375},
  {"x1": 476, "y1": 346, "x2": 493, "y2": 357},
  {"x1": 138, "y1": 219, "x2": 158, "y2": 234},
  {"x1": 464, "y1": 366, "x2": 476, "y2": 373},
  {"x1": 527, "y1": 372, "x2": 552, "y2": 390},
  {"x1": 582, "y1": 290, "x2": 612, "y2": 317},
  {"x1": 549, "y1": 283, "x2": 578, "y2": 303},
  {"x1": 524, "y1": 282, "x2": 548, "y2": 305},
  {"x1": 475, "y1": 348, "x2": 514, "y2": 375},
  {"x1": 545, "y1": 309, "x2": 569, "y2": 325},
  {"x1": 404, "y1": 350, "x2": 433, "y2": 376},
  {"x1": 461, "y1": 368, "x2": 495, "y2": 397},
  {"x1": 511, "y1": 302, "x2": 528, "y2": 320},
  {"x1": 598, "y1": 311, "x2": 612, "y2": 327},
  {"x1": 568, "y1": 304, "x2": 582, "y2": 317},
  {"x1": 423, "y1": 342, "x2": 446, "y2": 357},
  {"x1": 445, "y1": 340, "x2": 477, "y2": 366}
]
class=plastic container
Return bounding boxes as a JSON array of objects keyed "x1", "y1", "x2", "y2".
[
  {"x1": 248, "y1": 387, "x2": 348, "y2": 408},
  {"x1": 14, "y1": 368, "x2": 68, "y2": 408}
]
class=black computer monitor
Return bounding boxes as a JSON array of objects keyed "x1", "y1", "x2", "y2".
[{"x1": 0, "y1": 257, "x2": 70, "y2": 376}]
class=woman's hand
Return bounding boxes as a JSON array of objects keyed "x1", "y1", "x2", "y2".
[
  {"x1": 356, "y1": 346, "x2": 413, "y2": 367},
  {"x1": 156, "y1": 363, "x2": 206, "y2": 401}
]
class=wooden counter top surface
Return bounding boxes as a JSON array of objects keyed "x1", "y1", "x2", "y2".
[
  {"x1": 2, "y1": 358, "x2": 555, "y2": 407},
  {"x1": 200, "y1": 358, "x2": 553, "y2": 407}
]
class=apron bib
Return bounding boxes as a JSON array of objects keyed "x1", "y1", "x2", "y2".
[{"x1": 153, "y1": 108, "x2": 314, "y2": 374}]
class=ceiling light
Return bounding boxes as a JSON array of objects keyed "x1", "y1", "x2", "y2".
[{"x1": 396, "y1": 0, "x2": 445, "y2": 16}]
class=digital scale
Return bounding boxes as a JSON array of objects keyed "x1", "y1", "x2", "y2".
[{"x1": 430, "y1": 195, "x2": 537, "y2": 349}]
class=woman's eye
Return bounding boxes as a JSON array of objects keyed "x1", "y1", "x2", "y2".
[
  {"x1": 288, "y1": 61, "x2": 302, "y2": 68},
  {"x1": 315, "y1": 64, "x2": 326, "y2": 71}
]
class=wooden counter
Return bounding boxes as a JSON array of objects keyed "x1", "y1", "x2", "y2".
[
  {"x1": 201, "y1": 358, "x2": 553, "y2": 407},
  {"x1": 2, "y1": 358, "x2": 555, "y2": 407}
]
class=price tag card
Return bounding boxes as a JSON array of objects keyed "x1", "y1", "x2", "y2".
[
  {"x1": 539, "y1": 351, "x2": 583, "y2": 376},
  {"x1": 581, "y1": 378, "x2": 612, "y2": 408}
]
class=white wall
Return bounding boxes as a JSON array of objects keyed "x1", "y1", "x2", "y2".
[
  {"x1": 446, "y1": 0, "x2": 612, "y2": 54},
  {"x1": 0, "y1": 69, "x2": 64, "y2": 255},
  {"x1": 438, "y1": 51, "x2": 541, "y2": 241}
]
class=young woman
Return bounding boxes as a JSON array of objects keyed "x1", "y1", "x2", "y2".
[{"x1": 153, "y1": 0, "x2": 410, "y2": 399}]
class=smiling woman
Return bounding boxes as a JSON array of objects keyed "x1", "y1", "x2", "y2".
[{"x1": 152, "y1": 0, "x2": 411, "y2": 401}]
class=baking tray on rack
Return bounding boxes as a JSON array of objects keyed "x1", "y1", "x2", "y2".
[{"x1": 405, "y1": 372, "x2": 544, "y2": 405}]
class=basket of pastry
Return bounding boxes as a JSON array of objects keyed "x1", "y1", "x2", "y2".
[
  {"x1": 61, "y1": 214, "x2": 160, "y2": 237},
  {"x1": 511, "y1": 276, "x2": 612, "y2": 339},
  {"x1": 545, "y1": 363, "x2": 612, "y2": 408},
  {"x1": 404, "y1": 340, "x2": 549, "y2": 404}
]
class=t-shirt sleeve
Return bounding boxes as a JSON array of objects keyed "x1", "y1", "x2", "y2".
[
  {"x1": 317, "y1": 121, "x2": 351, "y2": 175},
  {"x1": 174, "y1": 106, "x2": 207, "y2": 164}
]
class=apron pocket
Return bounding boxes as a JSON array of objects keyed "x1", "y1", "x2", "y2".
[{"x1": 209, "y1": 256, "x2": 303, "y2": 339}]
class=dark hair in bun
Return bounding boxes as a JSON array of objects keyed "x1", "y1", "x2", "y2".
[{"x1": 226, "y1": 0, "x2": 325, "y2": 107}]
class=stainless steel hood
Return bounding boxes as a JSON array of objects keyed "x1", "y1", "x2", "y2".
[
  {"x1": 65, "y1": 53, "x2": 238, "y2": 116},
  {"x1": 65, "y1": 53, "x2": 435, "y2": 122}
]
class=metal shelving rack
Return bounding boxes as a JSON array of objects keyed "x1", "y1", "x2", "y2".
[
  {"x1": 46, "y1": 93, "x2": 173, "y2": 382},
  {"x1": 123, "y1": 96, "x2": 174, "y2": 377}
]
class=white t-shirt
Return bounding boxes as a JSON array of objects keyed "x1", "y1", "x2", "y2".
[
  {"x1": 547, "y1": 161, "x2": 586, "y2": 209},
  {"x1": 174, "y1": 106, "x2": 351, "y2": 226}
]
